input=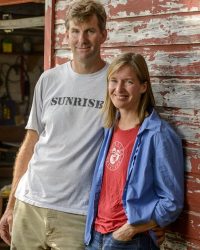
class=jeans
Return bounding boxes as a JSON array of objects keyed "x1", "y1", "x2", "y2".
[{"x1": 85, "y1": 230, "x2": 160, "y2": 250}]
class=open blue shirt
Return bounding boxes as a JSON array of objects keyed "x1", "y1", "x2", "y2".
[{"x1": 85, "y1": 109, "x2": 184, "y2": 245}]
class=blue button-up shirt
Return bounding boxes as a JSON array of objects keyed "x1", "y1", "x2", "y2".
[{"x1": 85, "y1": 109, "x2": 184, "y2": 245}]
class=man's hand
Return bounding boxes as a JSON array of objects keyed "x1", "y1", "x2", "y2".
[
  {"x1": 151, "y1": 226, "x2": 165, "y2": 246},
  {"x1": 0, "y1": 209, "x2": 13, "y2": 245}
]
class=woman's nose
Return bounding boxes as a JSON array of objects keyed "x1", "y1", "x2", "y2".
[{"x1": 116, "y1": 81, "x2": 124, "y2": 92}]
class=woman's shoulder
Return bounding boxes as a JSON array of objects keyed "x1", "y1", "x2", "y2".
[{"x1": 145, "y1": 109, "x2": 181, "y2": 142}]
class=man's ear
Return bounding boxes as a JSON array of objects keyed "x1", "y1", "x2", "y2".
[{"x1": 101, "y1": 29, "x2": 107, "y2": 43}]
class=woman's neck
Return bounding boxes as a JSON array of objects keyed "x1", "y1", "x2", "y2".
[{"x1": 118, "y1": 110, "x2": 140, "y2": 130}]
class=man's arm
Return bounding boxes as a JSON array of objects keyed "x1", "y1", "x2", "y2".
[{"x1": 0, "y1": 130, "x2": 39, "y2": 245}]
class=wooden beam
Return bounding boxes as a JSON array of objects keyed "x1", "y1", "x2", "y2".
[
  {"x1": 44, "y1": 0, "x2": 55, "y2": 70},
  {"x1": 0, "y1": 0, "x2": 44, "y2": 6},
  {"x1": 0, "y1": 16, "x2": 44, "y2": 29}
]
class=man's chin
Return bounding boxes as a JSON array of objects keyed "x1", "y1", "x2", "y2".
[{"x1": 77, "y1": 54, "x2": 95, "y2": 62}]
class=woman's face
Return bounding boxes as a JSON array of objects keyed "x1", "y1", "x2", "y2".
[{"x1": 108, "y1": 65, "x2": 147, "y2": 112}]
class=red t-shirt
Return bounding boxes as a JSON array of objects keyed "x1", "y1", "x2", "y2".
[{"x1": 94, "y1": 125, "x2": 139, "y2": 234}]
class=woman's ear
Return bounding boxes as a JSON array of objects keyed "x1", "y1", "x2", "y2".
[{"x1": 141, "y1": 81, "x2": 148, "y2": 94}]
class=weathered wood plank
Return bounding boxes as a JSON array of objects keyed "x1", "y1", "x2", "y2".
[
  {"x1": 55, "y1": 23, "x2": 67, "y2": 49},
  {"x1": 161, "y1": 233, "x2": 200, "y2": 250},
  {"x1": 54, "y1": 49, "x2": 71, "y2": 65},
  {"x1": 106, "y1": 14, "x2": 200, "y2": 46},
  {"x1": 101, "y1": 46, "x2": 200, "y2": 76},
  {"x1": 54, "y1": 13, "x2": 200, "y2": 48},
  {"x1": 184, "y1": 174, "x2": 200, "y2": 211},
  {"x1": 55, "y1": 0, "x2": 70, "y2": 23},
  {"x1": 152, "y1": 77, "x2": 200, "y2": 114},
  {"x1": 157, "y1": 106, "x2": 200, "y2": 118},
  {"x1": 54, "y1": 0, "x2": 200, "y2": 21},
  {"x1": 168, "y1": 208, "x2": 200, "y2": 242},
  {"x1": 54, "y1": 46, "x2": 200, "y2": 77},
  {"x1": 184, "y1": 146, "x2": 200, "y2": 175},
  {"x1": 153, "y1": 83, "x2": 200, "y2": 109},
  {"x1": 108, "y1": 0, "x2": 200, "y2": 18}
]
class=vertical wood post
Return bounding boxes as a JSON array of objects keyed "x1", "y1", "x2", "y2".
[{"x1": 44, "y1": 0, "x2": 55, "y2": 70}]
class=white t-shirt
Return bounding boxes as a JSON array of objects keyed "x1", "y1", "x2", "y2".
[{"x1": 15, "y1": 61, "x2": 108, "y2": 215}]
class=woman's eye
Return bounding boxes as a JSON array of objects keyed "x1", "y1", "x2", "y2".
[{"x1": 109, "y1": 79, "x2": 117, "y2": 84}]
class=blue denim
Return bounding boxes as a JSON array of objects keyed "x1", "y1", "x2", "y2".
[{"x1": 85, "y1": 230, "x2": 160, "y2": 250}]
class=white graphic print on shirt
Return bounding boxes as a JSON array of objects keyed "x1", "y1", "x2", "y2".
[{"x1": 106, "y1": 141, "x2": 124, "y2": 171}]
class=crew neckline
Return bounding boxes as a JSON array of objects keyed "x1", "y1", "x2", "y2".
[
  {"x1": 67, "y1": 61, "x2": 109, "y2": 77},
  {"x1": 116, "y1": 125, "x2": 140, "y2": 132}
]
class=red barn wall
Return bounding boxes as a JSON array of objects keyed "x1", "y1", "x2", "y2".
[{"x1": 44, "y1": 0, "x2": 200, "y2": 249}]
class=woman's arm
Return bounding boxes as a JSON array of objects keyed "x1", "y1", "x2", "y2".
[{"x1": 152, "y1": 129, "x2": 184, "y2": 227}]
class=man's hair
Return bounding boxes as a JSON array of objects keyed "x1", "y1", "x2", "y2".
[
  {"x1": 102, "y1": 52, "x2": 156, "y2": 128},
  {"x1": 66, "y1": 0, "x2": 107, "y2": 31}
]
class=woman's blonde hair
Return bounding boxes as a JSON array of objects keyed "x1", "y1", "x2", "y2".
[
  {"x1": 102, "y1": 52, "x2": 155, "y2": 128},
  {"x1": 66, "y1": 0, "x2": 107, "y2": 31}
]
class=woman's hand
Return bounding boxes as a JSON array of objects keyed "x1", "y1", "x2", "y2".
[
  {"x1": 112, "y1": 223, "x2": 135, "y2": 241},
  {"x1": 112, "y1": 220, "x2": 158, "y2": 242}
]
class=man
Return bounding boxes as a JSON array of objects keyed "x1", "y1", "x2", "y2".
[{"x1": 0, "y1": 1, "x2": 108, "y2": 249}]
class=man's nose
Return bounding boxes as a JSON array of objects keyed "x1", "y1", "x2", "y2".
[{"x1": 79, "y1": 32, "x2": 88, "y2": 43}]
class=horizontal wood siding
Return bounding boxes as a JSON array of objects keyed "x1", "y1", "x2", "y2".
[{"x1": 45, "y1": 0, "x2": 200, "y2": 248}]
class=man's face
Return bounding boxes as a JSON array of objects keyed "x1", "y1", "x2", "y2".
[{"x1": 66, "y1": 15, "x2": 107, "y2": 63}]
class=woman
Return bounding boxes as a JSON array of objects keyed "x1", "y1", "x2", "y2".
[{"x1": 85, "y1": 53, "x2": 184, "y2": 249}]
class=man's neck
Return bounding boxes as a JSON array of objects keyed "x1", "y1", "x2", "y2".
[{"x1": 71, "y1": 59, "x2": 106, "y2": 74}]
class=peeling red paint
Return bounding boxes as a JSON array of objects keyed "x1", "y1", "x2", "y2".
[
  {"x1": 48, "y1": 1, "x2": 200, "y2": 248},
  {"x1": 169, "y1": 208, "x2": 200, "y2": 240},
  {"x1": 184, "y1": 147, "x2": 200, "y2": 175},
  {"x1": 108, "y1": 0, "x2": 200, "y2": 18},
  {"x1": 185, "y1": 174, "x2": 200, "y2": 209},
  {"x1": 55, "y1": 13, "x2": 200, "y2": 48}
]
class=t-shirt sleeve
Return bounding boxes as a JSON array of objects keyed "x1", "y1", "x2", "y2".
[{"x1": 25, "y1": 75, "x2": 44, "y2": 135}]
